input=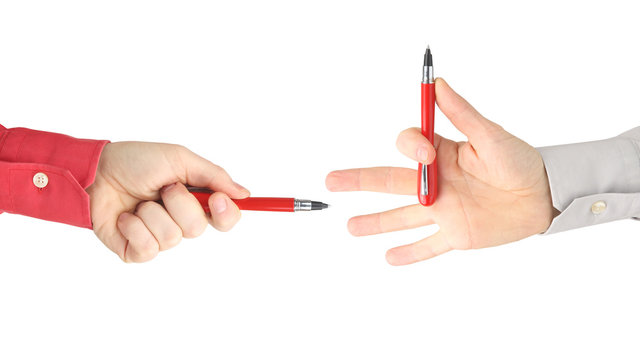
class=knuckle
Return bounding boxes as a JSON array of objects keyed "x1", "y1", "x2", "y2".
[
  {"x1": 397, "y1": 128, "x2": 422, "y2": 152},
  {"x1": 161, "y1": 229, "x2": 183, "y2": 250},
  {"x1": 171, "y1": 144, "x2": 191, "y2": 164},
  {"x1": 207, "y1": 161, "x2": 228, "y2": 178},
  {"x1": 384, "y1": 167, "x2": 394, "y2": 192},
  {"x1": 182, "y1": 219, "x2": 207, "y2": 238},
  {"x1": 134, "y1": 241, "x2": 158, "y2": 262},
  {"x1": 486, "y1": 121, "x2": 505, "y2": 136},
  {"x1": 140, "y1": 237, "x2": 157, "y2": 254},
  {"x1": 214, "y1": 212, "x2": 241, "y2": 233},
  {"x1": 217, "y1": 221, "x2": 234, "y2": 233},
  {"x1": 161, "y1": 185, "x2": 187, "y2": 203},
  {"x1": 135, "y1": 201, "x2": 156, "y2": 214},
  {"x1": 173, "y1": 144, "x2": 189, "y2": 154},
  {"x1": 117, "y1": 212, "x2": 131, "y2": 227}
]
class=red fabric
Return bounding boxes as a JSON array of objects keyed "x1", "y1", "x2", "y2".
[{"x1": 0, "y1": 124, "x2": 109, "y2": 229}]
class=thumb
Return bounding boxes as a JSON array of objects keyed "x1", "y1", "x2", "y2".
[
  {"x1": 177, "y1": 147, "x2": 250, "y2": 199},
  {"x1": 435, "y1": 78, "x2": 502, "y2": 144}
]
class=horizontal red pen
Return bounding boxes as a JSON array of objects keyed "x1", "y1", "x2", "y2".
[{"x1": 186, "y1": 187, "x2": 329, "y2": 213}]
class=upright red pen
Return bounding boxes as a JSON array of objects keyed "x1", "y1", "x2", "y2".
[{"x1": 418, "y1": 46, "x2": 437, "y2": 206}]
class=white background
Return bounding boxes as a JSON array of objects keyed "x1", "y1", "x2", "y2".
[{"x1": 1, "y1": 1, "x2": 639, "y2": 359}]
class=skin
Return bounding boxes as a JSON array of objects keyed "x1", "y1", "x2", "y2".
[
  {"x1": 326, "y1": 78, "x2": 557, "y2": 266},
  {"x1": 86, "y1": 143, "x2": 249, "y2": 263}
]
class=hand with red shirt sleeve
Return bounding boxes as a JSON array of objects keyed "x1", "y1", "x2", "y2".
[
  {"x1": 86, "y1": 142, "x2": 249, "y2": 262},
  {"x1": 0, "y1": 125, "x2": 249, "y2": 262}
]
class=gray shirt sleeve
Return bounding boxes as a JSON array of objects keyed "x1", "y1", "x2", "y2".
[{"x1": 537, "y1": 127, "x2": 640, "y2": 234}]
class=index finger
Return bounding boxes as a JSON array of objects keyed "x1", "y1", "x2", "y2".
[
  {"x1": 325, "y1": 167, "x2": 416, "y2": 194},
  {"x1": 178, "y1": 147, "x2": 250, "y2": 199}
]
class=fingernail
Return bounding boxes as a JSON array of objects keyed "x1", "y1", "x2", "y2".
[
  {"x1": 212, "y1": 196, "x2": 227, "y2": 214},
  {"x1": 417, "y1": 146, "x2": 430, "y2": 163},
  {"x1": 161, "y1": 183, "x2": 176, "y2": 193}
]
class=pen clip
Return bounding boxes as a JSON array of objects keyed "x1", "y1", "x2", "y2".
[{"x1": 420, "y1": 164, "x2": 429, "y2": 196}]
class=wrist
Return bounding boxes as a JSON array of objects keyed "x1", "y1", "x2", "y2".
[{"x1": 535, "y1": 169, "x2": 558, "y2": 234}]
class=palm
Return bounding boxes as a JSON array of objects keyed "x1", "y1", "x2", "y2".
[{"x1": 424, "y1": 133, "x2": 550, "y2": 250}]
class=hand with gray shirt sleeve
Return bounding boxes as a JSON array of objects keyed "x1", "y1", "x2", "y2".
[
  {"x1": 327, "y1": 78, "x2": 639, "y2": 265},
  {"x1": 538, "y1": 127, "x2": 640, "y2": 234}
]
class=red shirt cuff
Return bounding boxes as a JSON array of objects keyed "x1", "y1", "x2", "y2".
[{"x1": 0, "y1": 125, "x2": 109, "y2": 229}]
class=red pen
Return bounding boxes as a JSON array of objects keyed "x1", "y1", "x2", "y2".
[
  {"x1": 418, "y1": 46, "x2": 437, "y2": 206},
  {"x1": 186, "y1": 187, "x2": 329, "y2": 213}
]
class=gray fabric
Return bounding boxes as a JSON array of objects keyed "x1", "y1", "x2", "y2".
[{"x1": 537, "y1": 127, "x2": 640, "y2": 234}]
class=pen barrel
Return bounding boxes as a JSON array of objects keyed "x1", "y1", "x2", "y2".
[
  {"x1": 233, "y1": 197, "x2": 295, "y2": 212},
  {"x1": 418, "y1": 83, "x2": 437, "y2": 206},
  {"x1": 190, "y1": 191, "x2": 295, "y2": 213}
]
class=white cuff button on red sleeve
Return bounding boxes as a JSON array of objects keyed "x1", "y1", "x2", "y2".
[{"x1": 33, "y1": 172, "x2": 49, "y2": 189}]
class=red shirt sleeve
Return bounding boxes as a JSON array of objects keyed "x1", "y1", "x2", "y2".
[
  {"x1": 0, "y1": 124, "x2": 3, "y2": 215},
  {"x1": 0, "y1": 124, "x2": 109, "y2": 229}
]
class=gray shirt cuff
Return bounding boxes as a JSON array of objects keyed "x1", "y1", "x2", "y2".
[{"x1": 537, "y1": 127, "x2": 640, "y2": 234}]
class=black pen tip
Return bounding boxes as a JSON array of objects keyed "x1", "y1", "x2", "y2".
[
  {"x1": 311, "y1": 201, "x2": 329, "y2": 210},
  {"x1": 424, "y1": 46, "x2": 433, "y2": 66}
]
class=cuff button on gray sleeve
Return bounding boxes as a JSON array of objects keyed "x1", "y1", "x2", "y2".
[{"x1": 590, "y1": 200, "x2": 606, "y2": 215}]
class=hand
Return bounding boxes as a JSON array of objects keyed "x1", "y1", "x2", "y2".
[
  {"x1": 86, "y1": 142, "x2": 249, "y2": 262},
  {"x1": 326, "y1": 78, "x2": 556, "y2": 265}
]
